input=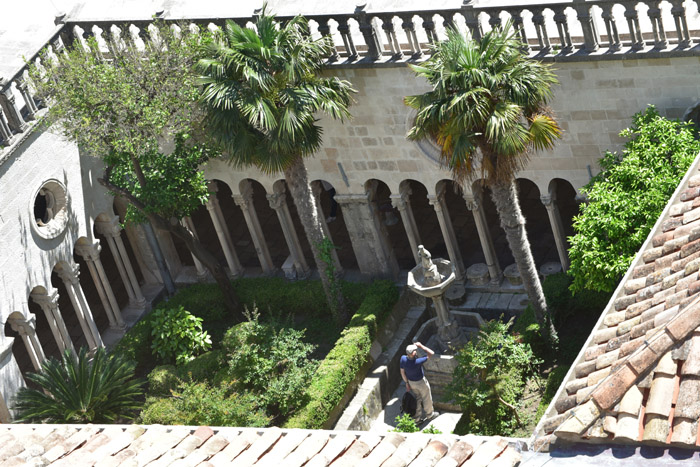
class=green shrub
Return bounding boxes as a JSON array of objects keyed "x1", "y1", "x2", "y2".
[
  {"x1": 535, "y1": 365, "x2": 571, "y2": 421},
  {"x1": 285, "y1": 280, "x2": 398, "y2": 429},
  {"x1": 112, "y1": 315, "x2": 154, "y2": 370},
  {"x1": 140, "y1": 381, "x2": 270, "y2": 427},
  {"x1": 177, "y1": 350, "x2": 225, "y2": 383},
  {"x1": 392, "y1": 413, "x2": 419, "y2": 432},
  {"x1": 422, "y1": 424, "x2": 442, "y2": 434},
  {"x1": 448, "y1": 318, "x2": 541, "y2": 436},
  {"x1": 151, "y1": 306, "x2": 212, "y2": 365},
  {"x1": 222, "y1": 308, "x2": 318, "y2": 420},
  {"x1": 147, "y1": 365, "x2": 179, "y2": 396}
]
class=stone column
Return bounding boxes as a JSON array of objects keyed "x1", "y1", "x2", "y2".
[
  {"x1": 75, "y1": 241, "x2": 126, "y2": 329},
  {"x1": 0, "y1": 339, "x2": 22, "y2": 423},
  {"x1": 0, "y1": 81, "x2": 28, "y2": 133},
  {"x1": 390, "y1": 186, "x2": 422, "y2": 265},
  {"x1": 56, "y1": 263, "x2": 104, "y2": 350},
  {"x1": 428, "y1": 185, "x2": 466, "y2": 280},
  {"x1": 541, "y1": 192, "x2": 570, "y2": 271},
  {"x1": 232, "y1": 180, "x2": 275, "y2": 275},
  {"x1": 30, "y1": 290, "x2": 75, "y2": 355},
  {"x1": 181, "y1": 217, "x2": 209, "y2": 281},
  {"x1": 7, "y1": 314, "x2": 46, "y2": 371},
  {"x1": 206, "y1": 182, "x2": 243, "y2": 278},
  {"x1": 335, "y1": 189, "x2": 398, "y2": 279},
  {"x1": 464, "y1": 191, "x2": 502, "y2": 285},
  {"x1": 310, "y1": 181, "x2": 343, "y2": 276},
  {"x1": 95, "y1": 216, "x2": 146, "y2": 308},
  {"x1": 267, "y1": 185, "x2": 310, "y2": 279}
]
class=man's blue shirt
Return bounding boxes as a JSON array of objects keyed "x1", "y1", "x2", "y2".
[{"x1": 400, "y1": 355, "x2": 428, "y2": 381}]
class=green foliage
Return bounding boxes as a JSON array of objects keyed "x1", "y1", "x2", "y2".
[
  {"x1": 448, "y1": 318, "x2": 541, "y2": 436},
  {"x1": 140, "y1": 380, "x2": 270, "y2": 427},
  {"x1": 536, "y1": 365, "x2": 571, "y2": 421},
  {"x1": 317, "y1": 237, "x2": 343, "y2": 323},
  {"x1": 112, "y1": 314, "x2": 154, "y2": 371},
  {"x1": 222, "y1": 308, "x2": 318, "y2": 420},
  {"x1": 569, "y1": 106, "x2": 700, "y2": 293},
  {"x1": 285, "y1": 281, "x2": 399, "y2": 429},
  {"x1": 147, "y1": 365, "x2": 179, "y2": 397},
  {"x1": 422, "y1": 424, "x2": 443, "y2": 434},
  {"x1": 14, "y1": 347, "x2": 144, "y2": 423},
  {"x1": 392, "y1": 413, "x2": 419, "y2": 433},
  {"x1": 150, "y1": 306, "x2": 212, "y2": 365},
  {"x1": 197, "y1": 9, "x2": 355, "y2": 172}
]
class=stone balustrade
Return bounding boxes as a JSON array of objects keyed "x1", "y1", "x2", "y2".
[{"x1": 3, "y1": 0, "x2": 700, "y2": 148}]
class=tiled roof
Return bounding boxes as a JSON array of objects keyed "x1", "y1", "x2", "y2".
[
  {"x1": 0, "y1": 424, "x2": 523, "y2": 466},
  {"x1": 540, "y1": 154, "x2": 700, "y2": 448}
]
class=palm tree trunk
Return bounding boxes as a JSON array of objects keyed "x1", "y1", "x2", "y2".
[
  {"x1": 283, "y1": 156, "x2": 348, "y2": 324},
  {"x1": 488, "y1": 180, "x2": 557, "y2": 341}
]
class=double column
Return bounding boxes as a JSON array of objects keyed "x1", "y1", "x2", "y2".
[
  {"x1": 541, "y1": 190, "x2": 570, "y2": 271},
  {"x1": 464, "y1": 190, "x2": 502, "y2": 285},
  {"x1": 30, "y1": 289, "x2": 76, "y2": 355},
  {"x1": 391, "y1": 184, "x2": 422, "y2": 265},
  {"x1": 75, "y1": 241, "x2": 126, "y2": 329},
  {"x1": 267, "y1": 184, "x2": 311, "y2": 279},
  {"x1": 205, "y1": 182, "x2": 243, "y2": 279},
  {"x1": 95, "y1": 216, "x2": 146, "y2": 308},
  {"x1": 311, "y1": 181, "x2": 343, "y2": 276},
  {"x1": 7, "y1": 314, "x2": 46, "y2": 371},
  {"x1": 233, "y1": 180, "x2": 275, "y2": 275},
  {"x1": 55, "y1": 263, "x2": 104, "y2": 350},
  {"x1": 428, "y1": 184, "x2": 466, "y2": 280}
]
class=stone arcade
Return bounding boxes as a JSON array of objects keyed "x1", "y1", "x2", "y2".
[{"x1": 2, "y1": 0, "x2": 700, "y2": 437}]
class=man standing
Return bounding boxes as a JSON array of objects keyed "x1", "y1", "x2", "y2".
[{"x1": 400, "y1": 341, "x2": 438, "y2": 423}]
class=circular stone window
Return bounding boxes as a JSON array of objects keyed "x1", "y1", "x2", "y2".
[{"x1": 30, "y1": 180, "x2": 69, "y2": 239}]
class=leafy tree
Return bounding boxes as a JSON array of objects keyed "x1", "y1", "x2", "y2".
[
  {"x1": 568, "y1": 106, "x2": 699, "y2": 293},
  {"x1": 150, "y1": 306, "x2": 212, "y2": 365},
  {"x1": 196, "y1": 10, "x2": 355, "y2": 323},
  {"x1": 447, "y1": 318, "x2": 541, "y2": 436},
  {"x1": 30, "y1": 23, "x2": 242, "y2": 316},
  {"x1": 405, "y1": 24, "x2": 561, "y2": 340},
  {"x1": 13, "y1": 347, "x2": 143, "y2": 423}
]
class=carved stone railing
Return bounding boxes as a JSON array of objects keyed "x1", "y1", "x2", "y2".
[{"x1": 3, "y1": 0, "x2": 700, "y2": 148}]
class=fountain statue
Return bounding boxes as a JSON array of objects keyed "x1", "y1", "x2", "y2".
[{"x1": 407, "y1": 245, "x2": 467, "y2": 351}]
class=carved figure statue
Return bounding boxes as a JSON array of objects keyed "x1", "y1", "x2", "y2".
[{"x1": 418, "y1": 245, "x2": 442, "y2": 286}]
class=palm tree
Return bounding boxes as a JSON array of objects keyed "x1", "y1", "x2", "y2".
[
  {"x1": 13, "y1": 347, "x2": 144, "y2": 423},
  {"x1": 197, "y1": 10, "x2": 355, "y2": 322},
  {"x1": 405, "y1": 24, "x2": 561, "y2": 339}
]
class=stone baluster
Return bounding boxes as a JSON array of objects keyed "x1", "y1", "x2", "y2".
[
  {"x1": 553, "y1": 8, "x2": 573, "y2": 53},
  {"x1": 30, "y1": 290, "x2": 75, "y2": 355},
  {"x1": 541, "y1": 192, "x2": 570, "y2": 271},
  {"x1": 0, "y1": 107, "x2": 13, "y2": 146},
  {"x1": 206, "y1": 182, "x2": 243, "y2": 278},
  {"x1": 317, "y1": 19, "x2": 340, "y2": 61},
  {"x1": 401, "y1": 15, "x2": 422, "y2": 57},
  {"x1": 14, "y1": 75, "x2": 38, "y2": 120},
  {"x1": 442, "y1": 12, "x2": 456, "y2": 31},
  {"x1": 267, "y1": 187, "x2": 311, "y2": 279},
  {"x1": 509, "y1": 9, "x2": 530, "y2": 54},
  {"x1": 647, "y1": 3, "x2": 668, "y2": 49},
  {"x1": 390, "y1": 187, "x2": 422, "y2": 265},
  {"x1": 355, "y1": 5, "x2": 382, "y2": 60},
  {"x1": 8, "y1": 314, "x2": 46, "y2": 371},
  {"x1": 381, "y1": 16, "x2": 402, "y2": 59},
  {"x1": 488, "y1": 11, "x2": 502, "y2": 31},
  {"x1": 421, "y1": 15, "x2": 439, "y2": 45},
  {"x1": 428, "y1": 185, "x2": 466, "y2": 280},
  {"x1": 601, "y1": 5, "x2": 622, "y2": 51},
  {"x1": 80, "y1": 24, "x2": 103, "y2": 59},
  {"x1": 233, "y1": 180, "x2": 275, "y2": 275},
  {"x1": 576, "y1": 4, "x2": 600, "y2": 52},
  {"x1": 180, "y1": 217, "x2": 209, "y2": 281},
  {"x1": 56, "y1": 263, "x2": 104, "y2": 350},
  {"x1": 531, "y1": 9, "x2": 551, "y2": 53},
  {"x1": 671, "y1": 1, "x2": 691, "y2": 48},
  {"x1": 461, "y1": 3, "x2": 482, "y2": 41},
  {"x1": 624, "y1": 5, "x2": 644, "y2": 50},
  {"x1": 105, "y1": 25, "x2": 123, "y2": 58},
  {"x1": 75, "y1": 241, "x2": 126, "y2": 330},
  {"x1": 337, "y1": 18, "x2": 358, "y2": 60},
  {"x1": 0, "y1": 80, "x2": 28, "y2": 133},
  {"x1": 310, "y1": 181, "x2": 344, "y2": 277},
  {"x1": 95, "y1": 215, "x2": 147, "y2": 308},
  {"x1": 56, "y1": 19, "x2": 76, "y2": 50},
  {"x1": 464, "y1": 192, "x2": 502, "y2": 285}
]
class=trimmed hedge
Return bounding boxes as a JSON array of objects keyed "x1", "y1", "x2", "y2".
[{"x1": 284, "y1": 280, "x2": 399, "y2": 429}]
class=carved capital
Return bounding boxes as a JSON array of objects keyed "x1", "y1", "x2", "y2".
[
  {"x1": 75, "y1": 241, "x2": 102, "y2": 262},
  {"x1": 205, "y1": 194, "x2": 221, "y2": 212},
  {"x1": 207, "y1": 180, "x2": 219, "y2": 193},
  {"x1": 390, "y1": 194, "x2": 407, "y2": 211},
  {"x1": 95, "y1": 215, "x2": 122, "y2": 238},
  {"x1": 267, "y1": 192, "x2": 286, "y2": 211},
  {"x1": 31, "y1": 289, "x2": 60, "y2": 310},
  {"x1": 56, "y1": 262, "x2": 80, "y2": 285},
  {"x1": 463, "y1": 193, "x2": 481, "y2": 211},
  {"x1": 233, "y1": 180, "x2": 255, "y2": 208}
]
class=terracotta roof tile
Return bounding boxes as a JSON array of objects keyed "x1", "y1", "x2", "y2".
[
  {"x1": 596, "y1": 349, "x2": 620, "y2": 370},
  {"x1": 637, "y1": 283, "x2": 663, "y2": 301},
  {"x1": 642, "y1": 415, "x2": 671, "y2": 443},
  {"x1": 615, "y1": 294, "x2": 638, "y2": 310},
  {"x1": 680, "y1": 186, "x2": 700, "y2": 202},
  {"x1": 662, "y1": 217, "x2": 683, "y2": 232},
  {"x1": 606, "y1": 333, "x2": 631, "y2": 352}
]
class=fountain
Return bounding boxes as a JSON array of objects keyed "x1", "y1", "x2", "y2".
[{"x1": 407, "y1": 245, "x2": 467, "y2": 352}]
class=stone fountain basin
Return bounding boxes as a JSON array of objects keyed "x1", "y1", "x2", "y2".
[{"x1": 407, "y1": 258, "x2": 456, "y2": 298}]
